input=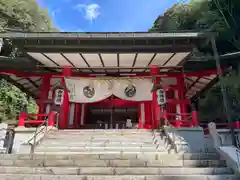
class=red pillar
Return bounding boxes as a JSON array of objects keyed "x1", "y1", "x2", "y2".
[
  {"x1": 38, "y1": 76, "x2": 51, "y2": 114},
  {"x1": 82, "y1": 104, "x2": 87, "y2": 127},
  {"x1": 138, "y1": 102, "x2": 146, "y2": 129},
  {"x1": 234, "y1": 121, "x2": 240, "y2": 129},
  {"x1": 73, "y1": 103, "x2": 81, "y2": 128},
  {"x1": 191, "y1": 102, "x2": 199, "y2": 126},
  {"x1": 18, "y1": 112, "x2": 27, "y2": 127},
  {"x1": 144, "y1": 102, "x2": 152, "y2": 129},
  {"x1": 59, "y1": 66, "x2": 72, "y2": 129},
  {"x1": 48, "y1": 111, "x2": 56, "y2": 127},
  {"x1": 176, "y1": 76, "x2": 187, "y2": 122},
  {"x1": 150, "y1": 65, "x2": 160, "y2": 129}
]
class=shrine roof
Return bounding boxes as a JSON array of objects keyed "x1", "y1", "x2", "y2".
[{"x1": 0, "y1": 31, "x2": 238, "y2": 100}]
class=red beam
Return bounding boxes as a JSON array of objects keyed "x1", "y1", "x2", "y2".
[
  {"x1": 0, "y1": 69, "x2": 221, "y2": 78},
  {"x1": 90, "y1": 99, "x2": 142, "y2": 107},
  {"x1": 167, "y1": 99, "x2": 190, "y2": 104},
  {"x1": 24, "y1": 120, "x2": 45, "y2": 124}
]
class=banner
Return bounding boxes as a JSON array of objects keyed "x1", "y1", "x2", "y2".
[{"x1": 65, "y1": 77, "x2": 152, "y2": 103}]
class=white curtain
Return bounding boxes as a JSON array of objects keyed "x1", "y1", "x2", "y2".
[
  {"x1": 65, "y1": 78, "x2": 153, "y2": 103},
  {"x1": 112, "y1": 79, "x2": 152, "y2": 101},
  {"x1": 65, "y1": 78, "x2": 112, "y2": 103}
]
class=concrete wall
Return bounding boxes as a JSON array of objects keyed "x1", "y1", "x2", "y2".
[
  {"x1": 12, "y1": 127, "x2": 36, "y2": 153},
  {"x1": 0, "y1": 123, "x2": 7, "y2": 152},
  {"x1": 203, "y1": 135, "x2": 215, "y2": 153},
  {"x1": 174, "y1": 127, "x2": 206, "y2": 153},
  {"x1": 172, "y1": 128, "x2": 240, "y2": 153},
  {"x1": 164, "y1": 126, "x2": 211, "y2": 153},
  {"x1": 217, "y1": 129, "x2": 240, "y2": 146}
]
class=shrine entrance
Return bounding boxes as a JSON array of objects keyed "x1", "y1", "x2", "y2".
[
  {"x1": 86, "y1": 106, "x2": 138, "y2": 129},
  {"x1": 1, "y1": 32, "x2": 236, "y2": 131},
  {"x1": 83, "y1": 95, "x2": 139, "y2": 129}
]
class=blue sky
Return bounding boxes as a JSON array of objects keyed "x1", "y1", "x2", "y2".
[{"x1": 37, "y1": 0, "x2": 178, "y2": 32}]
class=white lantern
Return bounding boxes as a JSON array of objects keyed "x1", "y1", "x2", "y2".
[{"x1": 54, "y1": 89, "x2": 64, "y2": 105}]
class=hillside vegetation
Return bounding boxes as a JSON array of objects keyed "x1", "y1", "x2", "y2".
[
  {"x1": 0, "y1": 0, "x2": 56, "y2": 122},
  {"x1": 150, "y1": 0, "x2": 240, "y2": 122}
]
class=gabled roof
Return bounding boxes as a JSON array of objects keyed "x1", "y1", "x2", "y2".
[{"x1": 0, "y1": 31, "x2": 235, "y2": 99}]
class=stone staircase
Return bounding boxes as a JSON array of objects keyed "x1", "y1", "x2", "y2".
[
  {"x1": 35, "y1": 129, "x2": 165, "y2": 153},
  {"x1": 0, "y1": 129, "x2": 238, "y2": 179}
]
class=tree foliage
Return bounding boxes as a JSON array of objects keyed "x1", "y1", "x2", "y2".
[
  {"x1": 0, "y1": 0, "x2": 56, "y2": 122},
  {"x1": 0, "y1": 0, "x2": 56, "y2": 32},
  {"x1": 150, "y1": 0, "x2": 240, "y2": 122}
]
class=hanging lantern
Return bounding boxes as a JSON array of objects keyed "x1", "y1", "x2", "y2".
[{"x1": 151, "y1": 83, "x2": 163, "y2": 92}]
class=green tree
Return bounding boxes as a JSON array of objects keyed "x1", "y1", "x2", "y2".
[
  {"x1": 150, "y1": 0, "x2": 240, "y2": 122},
  {"x1": 0, "y1": 0, "x2": 56, "y2": 32},
  {"x1": 0, "y1": 0, "x2": 56, "y2": 122}
]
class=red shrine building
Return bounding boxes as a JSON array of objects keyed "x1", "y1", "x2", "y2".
[{"x1": 0, "y1": 32, "x2": 237, "y2": 129}]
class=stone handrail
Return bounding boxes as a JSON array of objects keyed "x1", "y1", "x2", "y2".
[
  {"x1": 163, "y1": 125, "x2": 188, "y2": 153},
  {"x1": 208, "y1": 122, "x2": 240, "y2": 174},
  {"x1": 28, "y1": 112, "x2": 58, "y2": 158},
  {"x1": 208, "y1": 122, "x2": 223, "y2": 149}
]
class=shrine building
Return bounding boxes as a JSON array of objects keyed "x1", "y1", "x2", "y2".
[{"x1": 0, "y1": 32, "x2": 238, "y2": 129}]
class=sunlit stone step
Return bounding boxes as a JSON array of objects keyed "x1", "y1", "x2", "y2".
[
  {"x1": 43, "y1": 139, "x2": 155, "y2": 143},
  {"x1": 45, "y1": 135, "x2": 156, "y2": 140},
  {"x1": 40, "y1": 141, "x2": 157, "y2": 146},
  {"x1": 35, "y1": 146, "x2": 165, "y2": 152},
  {"x1": 0, "y1": 174, "x2": 237, "y2": 180},
  {"x1": 39, "y1": 143, "x2": 158, "y2": 148},
  {"x1": 0, "y1": 167, "x2": 232, "y2": 175},
  {"x1": 0, "y1": 159, "x2": 226, "y2": 167},
  {"x1": 1, "y1": 153, "x2": 219, "y2": 161}
]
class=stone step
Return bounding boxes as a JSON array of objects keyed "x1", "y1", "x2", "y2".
[
  {"x1": 0, "y1": 153, "x2": 219, "y2": 161},
  {"x1": 49, "y1": 134, "x2": 160, "y2": 137},
  {"x1": 43, "y1": 138, "x2": 158, "y2": 142},
  {"x1": 46, "y1": 135, "x2": 157, "y2": 141},
  {"x1": 0, "y1": 174, "x2": 237, "y2": 180},
  {"x1": 0, "y1": 167, "x2": 233, "y2": 175},
  {"x1": 51, "y1": 133, "x2": 157, "y2": 136},
  {"x1": 35, "y1": 146, "x2": 167, "y2": 152},
  {"x1": 0, "y1": 159, "x2": 226, "y2": 167},
  {"x1": 39, "y1": 144, "x2": 159, "y2": 149},
  {"x1": 59, "y1": 129, "x2": 157, "y2": 132},
  {"x1": 60, "y1": 129, "x2": 155, "y2": 131},
  {"x1": 40, "y1": 141, "x2": 158, "y2": 146},
  {"x1": 44, "y1": 138, "x2": 156, "y2": 143},
  {"x1": 50, "y1": 131, "x2": 158, "y2": 134},
  {"x1": 183, "y1": 153, "x2": 220, "y2": 160},
  {"x1": 49, "y1": 132, "x2": 157, "y2": 137},
  {"x1": 34, "y1": 151, "x2": 169, "y2": 155}
]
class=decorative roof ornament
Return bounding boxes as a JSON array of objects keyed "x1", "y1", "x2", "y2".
[
  {"x1": 83, "y1": 85, "x2": 95, "y2": 98},
  {"x1": 124, "y1": 84, "x2": 136, "y2": 97}
]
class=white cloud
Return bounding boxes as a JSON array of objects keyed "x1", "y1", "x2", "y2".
[{"x1": 75, "y1": 3, "x2": 100, "y2": 22}]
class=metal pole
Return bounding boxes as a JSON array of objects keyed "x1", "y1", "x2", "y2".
[{"x1": 211, "y1": 38, "x2": 236, "y2": 146}]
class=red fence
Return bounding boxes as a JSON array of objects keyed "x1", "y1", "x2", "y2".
[
  {"x1": 164, "y1": 111, "x2": 240, "y2": 134},
  {"x1": 200, "y1": 122, "x2": 240, "y2": 134},
  {"x1": 165, "y1": 112, "x2": 198, "y2": 128},
  {"x1": 18, "y1": 111, "x2": 57, "y2": 127}
]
